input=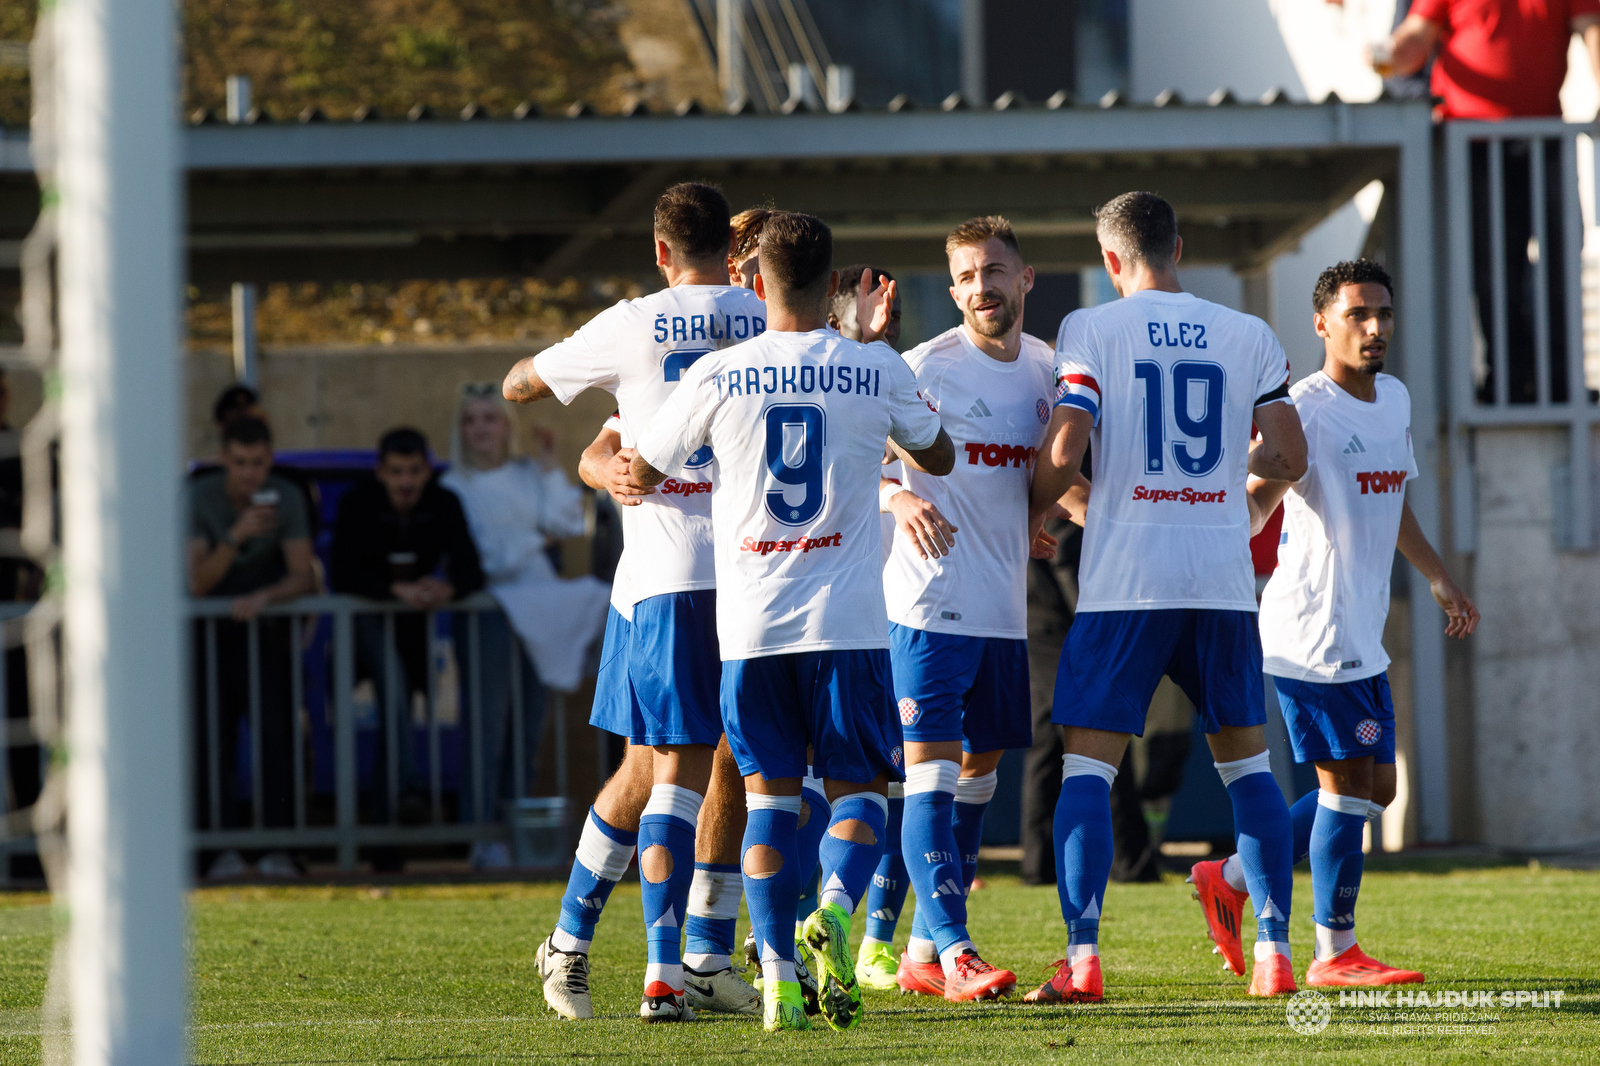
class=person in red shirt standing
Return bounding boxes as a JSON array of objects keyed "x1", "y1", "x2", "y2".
[
  {"x1": 1375, "y1": 0, "x2": 1600, "y2": 120},
  {"x1": 1372, "y1": 1, "x2": 1600, "y2": 404}
]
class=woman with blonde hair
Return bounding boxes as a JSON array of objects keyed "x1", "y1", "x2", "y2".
[{"x1": 443, "y1": 382, "x2": 609, "y2": 867}]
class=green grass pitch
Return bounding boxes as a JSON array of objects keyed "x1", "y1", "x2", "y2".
[{"x1": 0, "y1": 859, "x2": 1596, "y2": 1063}]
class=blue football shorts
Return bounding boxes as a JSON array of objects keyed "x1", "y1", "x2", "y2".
[
  {"x1": 1052, "y1": 608, "x2": 1265, "y2": 736},
  {"x1": 721, "y1": 648, "x2": 904, "y2": 784},
  {"x1": 589, "y1": 589, "x2": 723, "y2": 747},
  {"x1": 888, "y1": 623, "x2": 1031, "y2": 753},
  {"x1": 1273, "y1": 672, "x2": 1397, "y2": 764}
]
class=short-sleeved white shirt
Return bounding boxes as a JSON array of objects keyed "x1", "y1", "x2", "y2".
[
  {"x1": 1259, "y1": 372, "x2": 1418, "y2": 681},
  {"x1": 637, "y1": 328, "x2": 943, "y2": 660},
  {"x1": 533, "y1": 285, "x2": 766, "y2": 615},
  {"x1": 883, "y1": 327, "x2": 1056, "y2": 638},
  {"x1": 1054, "y1": 289, "x2": 1291, "y2": 613}
]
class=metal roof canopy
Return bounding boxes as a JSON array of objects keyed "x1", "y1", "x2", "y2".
[{"x1": 0, "y1": 98, "x2": 1430, "y2": 284}]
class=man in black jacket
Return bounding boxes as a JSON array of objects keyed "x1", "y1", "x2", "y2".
[{"x1": 332, "y1": 427, "x2": 484, "y2": 829}]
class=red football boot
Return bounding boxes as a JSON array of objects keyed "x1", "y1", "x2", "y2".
[
  {"x1": 1188, "y1": 859, "x2": 1249, "y2": 976},
  {"x1": 895, "y1": 953, "x2": 946, "y2": 997},
  {"x1": 943, "y1": 951, "x2": 1017, "y2": 1002},
  {"x1": 1306, "y1": 945, "x2": 1424, "y2": 987},
  {"x1": 1022, "y1": 955, "x2": 1102, "y2": 1004},
  {"x1": 1247, "y1": 952, "x2": 1297, "y2": 997}
]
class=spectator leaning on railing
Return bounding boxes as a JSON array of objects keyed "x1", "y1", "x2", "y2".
[
  {"x1": 186, "y1": 414, "x2": 316, "y2": 879},
  {"x1": 331, "y1": 427, "x2": 484, "y2": 835},
  {"x1": 1371, "y1": 0, "x2": 1600, "y2": 403},
  {"x1": 1373, "y1": 0, "x2": 1600, "y2": 120}
]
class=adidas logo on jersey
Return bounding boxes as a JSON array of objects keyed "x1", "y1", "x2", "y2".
[
  {"x1": 1343, "y1": 434, "x2": 1367, "y2": 454},
  {"x1": 967, "y1": 397, "x2": 993, "y2": 418}
]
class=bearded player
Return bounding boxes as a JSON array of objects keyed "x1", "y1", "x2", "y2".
[
  {"x1": 1190, "y1": 259, "x2": 1477, "y2": 987},
  {"x1": 855, "y1": 217, "x2": 1052, "y2": 1003}
]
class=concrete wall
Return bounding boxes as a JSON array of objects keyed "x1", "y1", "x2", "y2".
[{"x1": 1471, "y1": 427, "x2": 1600, "y2": 850}]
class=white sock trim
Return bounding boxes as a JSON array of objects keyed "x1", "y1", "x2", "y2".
[
  {"x1": 1062, "y1": 753, "x2": 1118, "y2": 786},
  {"x1": 575, "y1": 811, "x2": 636, "y2": 882},
  {"x1": 801, "y1": 772, "x2": 825, "y2": 796},
  {"x1": 1220, "y1": 852, "x2": 1248, "y2": 893},
  {"x1": 907, "y1": 936, "x2": 937, "y2": 964},
  {"x1": 644, "y1": 783, "x2": 704, "y2": 825},
  {"x1": 687, "y1": 867, "x2": 741, "y2": 921},
  {"x1": 1315, "y1": 924, "x2": 1358, "y2": 961},
  {"x1": 887, "y1": 780, "x2": 904, "y2": 800},
  {"x1": 1366, "y1": 800, "x2": 1386, "y2": 822},
  {"x1": 904, "y1": 759, "x2": 960, "y2": 796},
  {"x1": 746, "y1": 792, "x2": 804, "y2": 815},
  {"x1": 1214, "y1": 751, "x2": 1272, "y2": 788},
  {"x1": 833, "y1": 790, "x2": 890, "y2": 820},
  {"x1": 1317, "y1": 790, "x2": 1373, "y2": 817},
  {"x1": 955, "y1": 770, "x2": 998, "y2": 806}
]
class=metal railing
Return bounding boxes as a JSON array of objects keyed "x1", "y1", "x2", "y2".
[
  {"x1": 1444, "y1": 119, "x2": 1596, "y2": 551},
  {"x1": 0, "y1": 592, "x2": 575, "y2": 878}
]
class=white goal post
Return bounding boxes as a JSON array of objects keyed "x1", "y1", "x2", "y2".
[{"x1": 56, "y1": 0, "x2": 186, "y2": 1058}]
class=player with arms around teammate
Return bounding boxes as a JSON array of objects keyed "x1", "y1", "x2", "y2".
[
  {"x1": 1027, "y1": 192, "x2": 1309, "y2": 1003},
  {"x1": 858, "y1": 217, "x2": 1053, "y2": 1002},
  {"x1": 504, "y1": 182, "x2": 765, "y2": 1022},
  {"x1": 1192, "y1": 260, "x2": 1478, "y2": 988},
  {"x1": 633, "y1": 211, "x2": 956, "y2": 1031}
]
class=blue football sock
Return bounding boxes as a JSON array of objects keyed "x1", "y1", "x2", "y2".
[
  {"x1": 1310, "y1": 792, "x2": 1368, "y2": 960},
  {"x1": 863, "y1": 793, "x2": 909, "y2": 943},
  {"x1": 639, "y1": 785, "x2": 702, "y2": 991},
  {"x1": 554, "y1": 806, "x2": 637, "y2": 953},
  {"x1": 1290, "y1": 788, "x2": 1320, "y2": 864},
  {"x1": 818, "y1": 791, "x2": 889, "y2": 916},
  {"x1": 953, "y1": 771, "x2": 997, "y2": 898},
  {"x1": 1216, "y1": 754, "x2": 1294, "y2": 957},
  {"x1": 1056, "y1": 756, "x2": 1116, "y2": 961},
  {"x1": 743, "y1": 796, "x2": 802, "y2": 978},
  {"x1": 794, "y1": 782, "x2": 830, "y2": 925},
  {"x1": 902, "y1": 761, "x2": 968, "y2": 955},
  {"x1": 684, "y1": 862, "x2": 740, "y2": 968}
]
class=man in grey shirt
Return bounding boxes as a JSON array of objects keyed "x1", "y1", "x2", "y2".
[{"x1": 187, "y1": 415, "x2": 315, "y2": 876}]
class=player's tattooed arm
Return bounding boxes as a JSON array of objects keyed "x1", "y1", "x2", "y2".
[
  {"x1": 893, "y1": 427, "x2": 956, "y2": 476},
  {"x1": 581, "y1": 426, "x2": 655, "y2": 507},
  {"x1": 1248, "y1": 400, "x2": 1308, "y2": 482},
  {"x1": 503, "y1": 357, "x2": 555, "y2": 404},
  {"x1": 629, "y1": 452, "x2": 670, "y2": 488},
  {"x1": 884, "y1": 479, "x2": 958, "y2": 559},
  {"x1": 1397, "y1": 501, "x2": 1480, "y2": 639}
]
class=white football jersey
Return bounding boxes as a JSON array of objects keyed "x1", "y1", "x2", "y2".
[
  {"x1": 533, "y1": 285, "x2": 766, "y2": 614},
  {"x1": 1055, "y1": 289, "x2": 1291, "y2": 612},
  {"x1": 884, "y1": 327, "x2": 1055, "y2": 638},
  {"x1": 637, "y1": 328, "x2": 943, "y2": 659},
  {"x1": 1259, "y1": 372, "x2": 1418, "y2": 681}
]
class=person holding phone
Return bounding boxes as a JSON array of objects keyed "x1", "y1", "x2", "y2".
[{"x1": 187, "y1": 415, "x2": 316, "y2": 878}]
